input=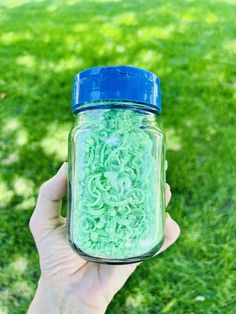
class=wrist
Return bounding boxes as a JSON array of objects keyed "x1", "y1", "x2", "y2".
[{"x1": 28, "y1": 276, "x2": 107, "y2": 314}]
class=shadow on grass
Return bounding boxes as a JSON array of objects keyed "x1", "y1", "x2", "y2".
[{"x1": 0, "y1": 0, "x2": 236, "y2": 313}]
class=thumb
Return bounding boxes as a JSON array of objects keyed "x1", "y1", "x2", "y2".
[{"x1": 29, "y1": 162, "x2": 68, "y2": 236}]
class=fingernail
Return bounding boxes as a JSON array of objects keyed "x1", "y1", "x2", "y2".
[{"x1": 56, "y1": 162, "x2": 67, "y2": 176}]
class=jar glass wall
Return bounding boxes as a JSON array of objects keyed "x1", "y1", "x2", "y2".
[{"x1": 67, "y1": 103, "x2": 166, "y2": 264}]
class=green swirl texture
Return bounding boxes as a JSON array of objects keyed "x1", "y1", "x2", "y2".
[{"x1": 72, "y1": 109, "x2": 163, "y2": 259}]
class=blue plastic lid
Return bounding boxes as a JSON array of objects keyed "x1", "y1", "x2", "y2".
[{"x1": 72, "y1": 66, "x2": 161, "y2": 113}]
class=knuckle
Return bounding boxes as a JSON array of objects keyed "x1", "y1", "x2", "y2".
[
  {"x1": 29, "y1": 214, "x2": 36, "y2": 234},
  {"x1": 39, "y1": 181, "x2": 50, "y2": 196},
  {"x1": 176, "y1": 223, "x2": 181, "y2": 237},
  {"x1": 38, "y1": 178, "x2": 57, "y2": 200},
  {"x1": 174, "y1": 221, "x2": 181, "y2": 239},
  {"x1": 29, "y1": 212, "x2": 42, "y2": 235}
]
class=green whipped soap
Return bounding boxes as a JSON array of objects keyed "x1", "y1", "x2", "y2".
[{"x1": 72, "y1": 109, "x2": 163, "y2": 259}]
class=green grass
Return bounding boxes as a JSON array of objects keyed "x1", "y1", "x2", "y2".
[{"x1": 0, "y1": 0, "x2": 235, "y2": 313}]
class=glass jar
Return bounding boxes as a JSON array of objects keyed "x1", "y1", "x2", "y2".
[{"x1": 67, "y1": 66, "x2": 166, "y2": 264}]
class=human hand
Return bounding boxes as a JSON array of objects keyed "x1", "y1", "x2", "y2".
[{"x1": 28, "y1": 163, "x2": 180, "y2": 314}]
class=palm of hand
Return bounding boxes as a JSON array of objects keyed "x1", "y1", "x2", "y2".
[
  {"x1": 30, "y1": 163, "x2": 180, "y2": 313},
  {"x1": 33, "y1": 220, "x2": 138, "y2": 312}
]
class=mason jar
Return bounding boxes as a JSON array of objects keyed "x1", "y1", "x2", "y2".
[{"x1": 67, "y1": 66, "x2": 166, "y2": 264}]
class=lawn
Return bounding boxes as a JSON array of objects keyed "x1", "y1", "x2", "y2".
[{"x1": 0, "y1": 0, "x2": 235, "y2": 313}]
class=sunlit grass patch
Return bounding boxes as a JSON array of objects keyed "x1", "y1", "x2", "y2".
[{"x1": 0, "y1": 0, "x2": 235, "y2": 313}]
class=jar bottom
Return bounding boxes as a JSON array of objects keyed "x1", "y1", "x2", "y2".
[{"x1": 68, "y1": 237, "x2": 164, "y2": 264}]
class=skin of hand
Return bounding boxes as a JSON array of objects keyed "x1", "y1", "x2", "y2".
[{"x1": 28, "y1": 162, "x2": 180, "y2": 314}]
